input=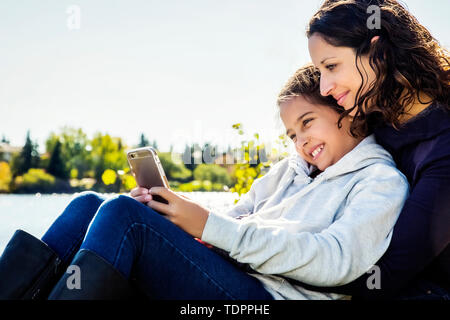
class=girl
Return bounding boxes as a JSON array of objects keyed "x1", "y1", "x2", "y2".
[
  {"x1": 0, "y1": 65, "x2": 408, "y2": 300},
  {"x1": 305, "y1": 0, "x2": 450, "y2": 299}
]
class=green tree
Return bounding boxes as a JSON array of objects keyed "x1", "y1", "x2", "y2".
[
  {"x1": 45, "y1": 127, "x2": 92, "y2": 179},
  {"x1": 151, "y1": 139, "x2": 158, "y2": 151},
  {"x1": 193, "y1": 164, "x2": 232, "y2": 186},
  {"x1": 1, "y1": 134, "x2": 9, "y2": 144},
  {"x1": 182, "y1": 143, "x2": 202, "y2": 172},
  {"x1": 138, "y1": 133, "x2": 149, "y2": 148},
  {"x1": 158, "y1": 152, "x2": 192, "y2": 182},
  {"x1": 47, "y1": 140, "x2": 68, "y2": 179},
  {"x1": 229, "y1": 124, "x2": 272, "y2": 202},
  {"x1": 12, "y1": 131, "x2": 39, "y2": 176},
  {"x1": 90, "y1": 132, "x2": 128, "y2": 181},
  {"x1": 202, "y1": 142, "x2": 218, "y2": 164}
]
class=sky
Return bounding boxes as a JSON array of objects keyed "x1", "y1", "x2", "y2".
[{"x1": 0, "y1": 0, "x2": 448, "y2": 154}]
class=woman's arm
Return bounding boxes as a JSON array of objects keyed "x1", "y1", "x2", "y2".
[{"x1": 201, "y1": 167, "x2": 409, "y2": 287}]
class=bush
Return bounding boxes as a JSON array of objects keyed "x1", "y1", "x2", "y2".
[
  {"x1": 0, "y1": 161, "x2": 12, "y2": 193},
  {"x1": 193, "y1": 164, "x2": 232, "y2": 186},
  {"x1": 121, "y1": 174, "x2": 137, "y2": 191},
  {"x1": 168, "y1": 181, "x2": 180, "y2": 190},
  {"x1": 178, "y1": 180, "x2": 225, "y2": 192},
  {"x1": 158, "y1": 152, "x2": 192, "y2": 182},
  {"x1": 13, "y1": 168, "x2": 72, "y2": 193}
]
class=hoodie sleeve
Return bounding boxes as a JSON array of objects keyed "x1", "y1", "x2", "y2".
[
  {"x1": 220, "y1": 158, "x2": 289, "y2": 219},
  {"x1": 220, "y1": 181, "x2": 258, "y2": 218},
  {"x1": 201, "y1": 165, "x2": 409, "y2": 287}
]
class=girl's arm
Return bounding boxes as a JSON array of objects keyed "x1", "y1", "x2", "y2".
[{"x1": 200, "y1": 166, "x2": 409, "y2": 287}]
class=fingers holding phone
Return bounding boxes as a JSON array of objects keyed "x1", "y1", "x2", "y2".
[
  {"x1": 127, "y1": 147, "x2": 169, "y2": 205},
  {"x1": 130, "y1": 186, "x2": 152, "y2": 203}
]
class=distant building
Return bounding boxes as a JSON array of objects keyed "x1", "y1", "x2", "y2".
[
  {"x1": 214, "y1": 153, "x2": 235, "y2": 166},
  {"x1": 0, "y1": 143, "x2": 22, "y2": 162},
  {"x1": 214, "y1": 153, "x2": 236, "y2": 176}
]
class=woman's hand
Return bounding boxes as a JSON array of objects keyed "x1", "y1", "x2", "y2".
[{"x1": 146, "y1": 187, "x2": 210, "y2": 239}]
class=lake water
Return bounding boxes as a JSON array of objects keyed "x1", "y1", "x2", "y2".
[{"x1": 0, "y1": 192, "x2": 239, "y2": 254}]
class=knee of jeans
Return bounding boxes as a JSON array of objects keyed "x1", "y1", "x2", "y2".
[
  {"x1": 98, "y1": 194, "x2": 164, "y2": 227},
  {"x1": 97, "y1": 194, "x2": 146, "y2": 220},
  {"x1": 70, "y1": 191, "x2": 105, "y2": 211}
]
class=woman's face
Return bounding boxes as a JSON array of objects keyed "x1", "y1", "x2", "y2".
[
  {"x1": 308, "y1": 33, "x2": 376, "y2": 113},
  {"x1": 279, "y1": 96, "x2": 361, "y2": 171}
]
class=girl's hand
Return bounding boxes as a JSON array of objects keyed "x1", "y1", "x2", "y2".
[
  {"x1": 147, "y1": 187, "x2": 210, "y2": 239},
  {"x1": 129, "y1": 186, "x2": 152, "y2": 204}
]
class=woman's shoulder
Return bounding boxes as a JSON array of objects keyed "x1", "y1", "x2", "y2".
[{"x1": 373, "y1": 101, "x2": 450, "y2": 153}]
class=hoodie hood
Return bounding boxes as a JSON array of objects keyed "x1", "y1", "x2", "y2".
[{"x1": 287, "y1": 134, "x2": 395, "y2": 182}]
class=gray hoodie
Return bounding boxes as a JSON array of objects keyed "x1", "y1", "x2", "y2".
[{"x1": 201, "y1": 135, "x2": 409, "y2": 300}]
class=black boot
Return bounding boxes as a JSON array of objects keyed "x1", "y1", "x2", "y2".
[
  {"x1": 47, "y1": 249, "x2": 138, "y2": 300},
  {"x1": 0, "y1": 229, "x2": 63, "y2": 300}
]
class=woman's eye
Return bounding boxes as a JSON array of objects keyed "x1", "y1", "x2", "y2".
[{"x1": 326, "y1": 64, "x2": 336, "y2": 71}]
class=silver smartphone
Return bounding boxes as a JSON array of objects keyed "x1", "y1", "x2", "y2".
[{"x1": 127, "y1": 146, "x2": 169, "y2": 204}]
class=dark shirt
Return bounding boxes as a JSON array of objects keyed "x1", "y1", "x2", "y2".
[{"x1": 298, "y1": 102, "x2": 450, "y2": 299}]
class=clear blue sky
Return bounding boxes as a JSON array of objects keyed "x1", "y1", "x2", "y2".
[{"x1": 0, "y1": 0, "x2": 448, "y2": 154}]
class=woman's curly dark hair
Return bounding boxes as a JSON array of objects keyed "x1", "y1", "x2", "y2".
[{"x1": 307, "y1": 0, "x2": 450, "y2": 136}]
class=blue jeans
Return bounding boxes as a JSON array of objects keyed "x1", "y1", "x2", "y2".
[{"x1": 41, "y1": 191, "x2": 274, "y2": 300}]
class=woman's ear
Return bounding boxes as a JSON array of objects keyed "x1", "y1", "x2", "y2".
[{"x1": 371, "y1": 36, "x2": 380, "y2": 44}]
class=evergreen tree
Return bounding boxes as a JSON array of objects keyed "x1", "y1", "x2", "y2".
[
  {"x1": 182, "y1": 144, "x2": 192, "y2": 169},
  {"x1": 151, "y1": 139, "x2": 158, "y2": 151},
  {"x1": 47, "y1": 140, "x2": 67, "y2": 179},
  {"x1": 1, "y1": 134, "x2": 9, "y2": 144},
  {"x1": 182, "y1": 144, "x2": 202, "y2": 171},
  {"x1": 202, "y1": 142, "x2": 217, "y2": 164},
  {"x1": 180, "y1": 143, "x2": 203, "y2": 171},
  {"x1": 16, "y1": 131, "x2": 39, "y2": 175},
  {"x1": 138, "y1": 133, "x2": 149, "y2": 148}
]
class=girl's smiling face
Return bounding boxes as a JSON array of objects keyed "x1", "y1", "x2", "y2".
[
  {"x1": 280, "y1": 96, "x2": 362, "y2": 171},
  {"x1": 308, "y1": 33, "x2": 376, "y2": 114}
]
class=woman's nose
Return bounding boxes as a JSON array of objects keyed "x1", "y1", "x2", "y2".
[{"x1": 320, "y1": 75, "x2": 335, "y2": 97}]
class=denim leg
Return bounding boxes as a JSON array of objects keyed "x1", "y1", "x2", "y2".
[
  {"x1": 79, "y1": 195, "x2": 274, "y2": 300},
  {"x1": 41, "y1": 191, "x2": 106, "y2": 265}
]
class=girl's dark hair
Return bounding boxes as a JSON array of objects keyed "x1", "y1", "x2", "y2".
[
  {"x1": 278, "y1": 63, "x2": 345, "y2": 114},
  {"x1": 307, "y1": 0, "x2": 450, "y2": 135}
]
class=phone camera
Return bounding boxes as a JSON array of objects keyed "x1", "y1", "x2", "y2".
[{"x1": 130, "y1": 153, "x2": 135, "y2": 158}]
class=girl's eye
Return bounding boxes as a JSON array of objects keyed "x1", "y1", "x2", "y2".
[
  {"x1": 303, "y1": 118, "x2": 314, "y2": 126},
  {"x1": 326, "y1": 64, "x2": 336, "y2": 71},
  {"x1": 289, "y1": 118, "x2": 315, "y2": 140}
]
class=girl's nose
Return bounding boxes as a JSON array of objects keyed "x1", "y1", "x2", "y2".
[
  {"x1": 296, "y1": 135, "x2": 308, "y2": 150},
  {"x1": 320, "y1": 75, "x2": 335, "y2": 97}
]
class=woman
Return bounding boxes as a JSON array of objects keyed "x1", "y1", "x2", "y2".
[{"x1": 302, "y1": 0, "x2": 449, "y2": 300}]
